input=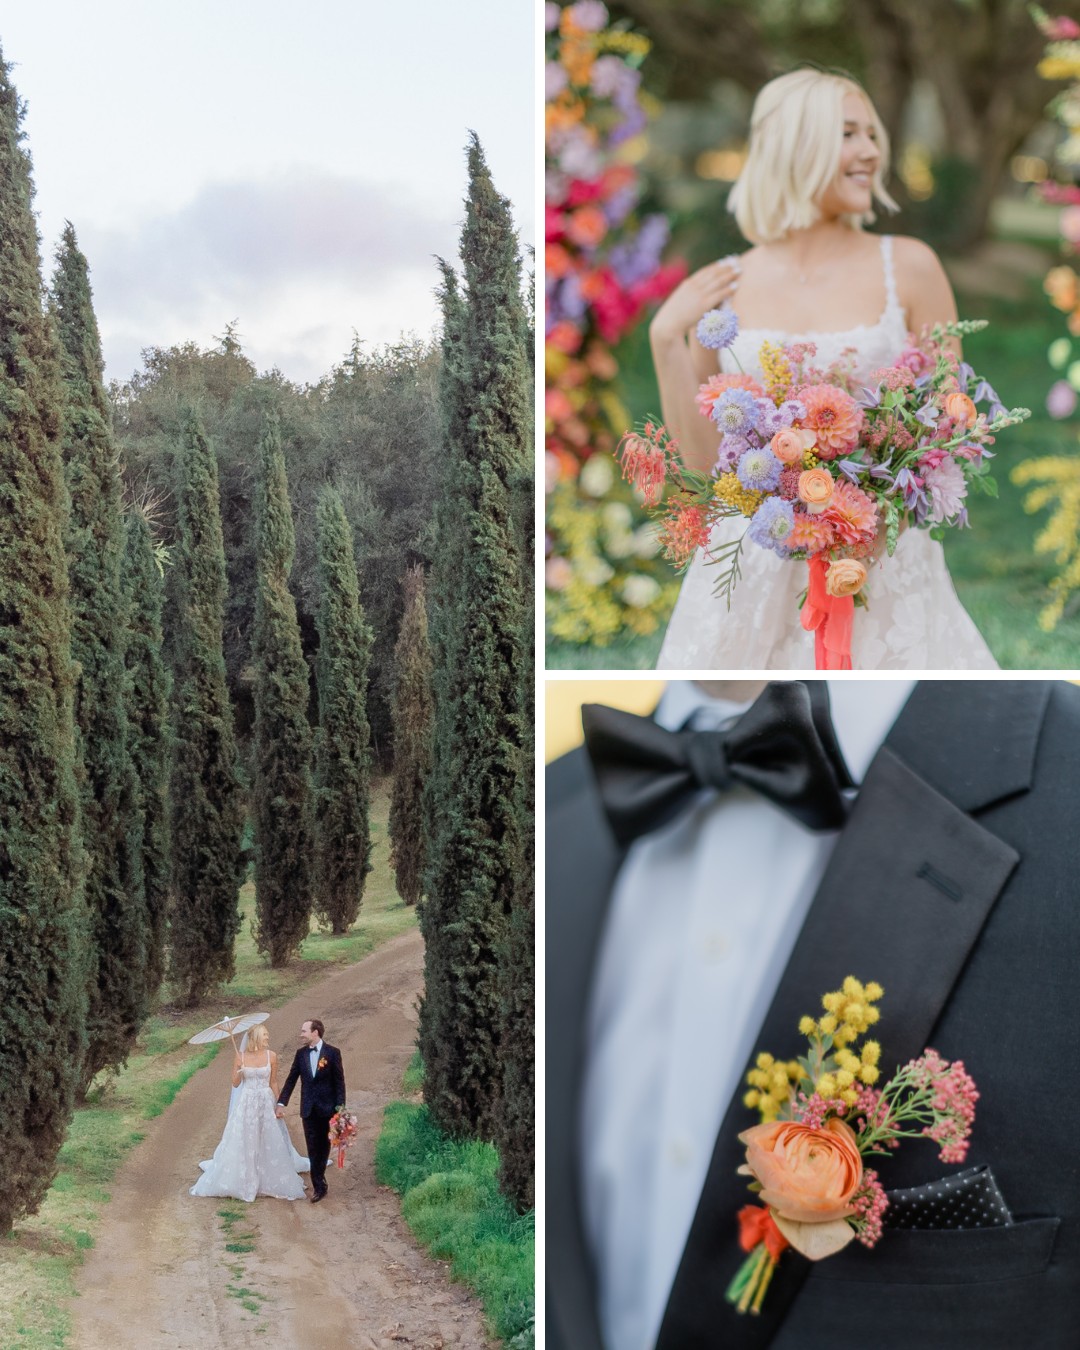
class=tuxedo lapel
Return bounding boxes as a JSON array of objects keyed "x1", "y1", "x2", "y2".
[
  {"x1": 654, "y1": 681, "x2": 1047, "y2": 1350},
  {"x1": 547, "y1": 746, "x2": 626, "y2": 1350}
]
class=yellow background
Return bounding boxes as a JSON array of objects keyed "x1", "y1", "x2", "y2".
[{"x1": 545, "y1": 680, "x2": 665, "y2": 763}]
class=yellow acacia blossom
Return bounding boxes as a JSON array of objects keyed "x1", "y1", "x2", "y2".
[
  {"x1": 759, "y1": 341, "x2": 793, "y2": 402},
  {"x1": 715, "y1": 473, "x2": 763, "y2": 517}
]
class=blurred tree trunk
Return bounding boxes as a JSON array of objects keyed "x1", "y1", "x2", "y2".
[{"x1": 607, "y1": 0, "x2": 1080, "y2": 248}]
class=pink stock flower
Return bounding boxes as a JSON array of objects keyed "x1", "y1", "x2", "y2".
[
  {"x1": 924, "y1": 458, "x2": 968, "y2": 524},
  {"x1": 796, "y1": 384, "x2": 864, "y2": 458}
]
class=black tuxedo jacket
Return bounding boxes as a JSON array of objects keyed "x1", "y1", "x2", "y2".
[
  {"x1": 547, "y1": 681, "x2": 1080, "y2": 1350},
  {"x1": 279, "y1": 1042, "x2": 346, "y2": 1120}
]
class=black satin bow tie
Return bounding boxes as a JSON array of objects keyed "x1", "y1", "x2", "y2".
[{"x1": 582, "y1": 682, "x2": 856, "y2": 847}]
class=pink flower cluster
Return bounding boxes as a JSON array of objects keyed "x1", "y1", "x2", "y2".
[
  {"x1": 907, "y1": 1048, "x2": 980, "y2": 1164},
  {"x1": 792, "y1": 1091, "x2": 848, "y2": 1129},
  {"x1": 849, "y1": 1169, "x2": 888, "y2": 1248}
]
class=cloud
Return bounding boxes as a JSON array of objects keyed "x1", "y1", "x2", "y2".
[{"x1": 80, "y1": 168, "x2": 466, "y2": 382}]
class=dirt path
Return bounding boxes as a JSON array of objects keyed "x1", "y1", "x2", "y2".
[{"x1": 71, "y1": 930, "x2": 495, "y2": 1350}]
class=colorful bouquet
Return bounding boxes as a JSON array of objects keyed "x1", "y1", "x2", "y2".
[
  {"x1": 545, "y1": 0, "x2": 686, "y2": 646},
  {"x1": 619, "y1": 311, "x2": 1030, "y2": 667},
  {"x1": 328, "y1": 1107, "x2": 358, "y2": 1169},
  {"x1": 729, "y1": 977, "x2": 979, "y2": 1316}
]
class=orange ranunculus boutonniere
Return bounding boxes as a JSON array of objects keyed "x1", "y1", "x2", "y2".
[
  {"x1": 318, "y1": 1057, "x2": 328, "y2": 1072},
  {"x1": 726, "y1": 977, "x2": 979, "y2": 1316}
]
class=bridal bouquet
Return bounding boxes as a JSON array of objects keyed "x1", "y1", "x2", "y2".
[
  {"x1": 728, "y1": 977, "x2": 978, "y2": 1316},
  {"x1": 619, "y1": 313, "x2": 1030, "y2": 667},
  {"x1": 328, "y1": 1107, "x2": 358, "y2": 1169}
]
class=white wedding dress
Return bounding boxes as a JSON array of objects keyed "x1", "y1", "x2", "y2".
[
  {"x1": 190, "y1": 1052, "x2": 306, "y2": 1203},
  {"x1": 657, "y1": 235, "x2": 998, "y2": 670}
]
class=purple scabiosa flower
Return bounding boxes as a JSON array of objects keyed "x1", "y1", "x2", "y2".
[
  {"x1": 546, "y1": 62, "x2": 569, "y2": 100},
  {"x1": 748, "y1": 497, "x2": 795, "y2": 554},
  {"x1": 567, "y1": 0, "x2": 608, "y2": 31},
  {"x1": 754, "y1": 398, "x2": 805, "y2": 438},
  {"x1": 714, "y1": 440, "x2": 744, "y2": 474},
  {"x1": 609, "y1": 105, "x2": 647, "y2": 146},
  {"x1": 591, "y1": 54, "x2": 635, "y2": 99},
  {"x1": 711, "y1": 387, "x2": 760, "y2": 438},
  {"x1": 696, "y1": 306, "x2": 740, "y2": 351},
  {"x1": 737, "y1": 446, "x2": 782, "y2": 492}
]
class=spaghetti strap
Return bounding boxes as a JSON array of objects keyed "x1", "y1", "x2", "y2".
[{"x1": 880, "y1": 235, "x2": 901, "y2": 314}]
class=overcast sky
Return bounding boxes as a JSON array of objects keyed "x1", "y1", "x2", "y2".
[{"x1": 2, "y1": 2, "x2": 534, "y2": 384}]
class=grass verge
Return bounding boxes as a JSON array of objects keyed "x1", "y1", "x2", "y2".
[
  {"x1": 0, "y1": 781, "x2": 414, "y2": 1349},
  {"x1": 375, "y1": 1102, "x2": 534, "y2": 1350}
]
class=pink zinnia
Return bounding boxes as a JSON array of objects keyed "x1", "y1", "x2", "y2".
[
  {"x1": 796, "y1": 384, "x2": 864, "y2": 459},
  {"x1": 788, "y1": 509, "x2": 834, "y2": 555},
  {"x1": 696, "y1": 371, "x2": 765, "y2": 419},
  {"x1": 823, "y1": 480, "x2": 878, "y2": 548}
]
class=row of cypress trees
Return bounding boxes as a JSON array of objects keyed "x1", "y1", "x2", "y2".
[{"x1": 0, "y1": 46, "x2": 388, "y2": 1230}]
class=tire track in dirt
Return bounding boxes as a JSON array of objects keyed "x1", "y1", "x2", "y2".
[{"x1": 71, "y1": 929, "x2": 495, "y2": 1349}]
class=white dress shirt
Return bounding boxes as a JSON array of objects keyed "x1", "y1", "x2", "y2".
[
  {"x1": 309, "y1": 1040, "x2": 323, "y2": 1074},
  {"x1": 580, "y1": 680, "x2": 915, "y2": 1350}
]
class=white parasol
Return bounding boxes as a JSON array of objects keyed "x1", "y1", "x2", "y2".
[{"x1": 187, "y1": 1012, "x2": 270, "y2": 1046}]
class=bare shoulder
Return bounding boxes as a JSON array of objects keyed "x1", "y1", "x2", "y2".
[
  {"x1": 891, "y1": 235, "x2": 948, "y2": 283},
  {"x1": 890, "y1": 235, "x2": 957, "y2": 324}
]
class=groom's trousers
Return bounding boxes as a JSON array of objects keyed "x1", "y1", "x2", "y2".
[{"x1": 303, "y1": 1110, "x2": 333, "y2": 1193}]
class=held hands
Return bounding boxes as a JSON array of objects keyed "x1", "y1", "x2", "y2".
[
  {"x1": 274, "y1": 1104, "x2": 285, "y2": 1119},
  {"x1": 650, "y1": 256, "x2": 741, "y2": 345}
]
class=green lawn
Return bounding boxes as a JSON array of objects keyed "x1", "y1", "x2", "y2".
[
  {"x1": 547, "y1": 276, "x2": 1080, "y2": 671},
  {"x1": 0, "y1": 781, "x2": 416, "y2": 1350}
]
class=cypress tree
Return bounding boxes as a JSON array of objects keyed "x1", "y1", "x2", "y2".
[
  {"x1": 388, "y1": 564, "x2": 432, "y2": 907},
  {"x1": 313, "y1": 486, "x2": 373, "y2": 934},
  {"x1": 52, "y1": 224, "x2": 149, "y2": 1089},
  {"x1": 169, "y1": 410, "x2": 244, "y2": 1004},
  {"x1": 0, "y1": 48, "x2": 87, "y2": 1231},
  {"x1": 251, "y1": 414, "x2": 314, "y2": 965},
  {"x1": 121, "y1": 507, "x2": 171, "y2": 1001},
  {"x1": 420, "y1": 136, "x2": 532, "y2": 1142}
]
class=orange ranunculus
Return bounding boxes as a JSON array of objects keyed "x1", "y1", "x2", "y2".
[
  {"x1": 798, "y1": 467, "x2": 835, "y2": 512},
  {"x1": 739, "y1": 1116, "x2": 863, "y2": 1224},
  {"x1": 771, "y1": 428, "x2": 807, "y2": 465},
  {"x1": 944, "y1": 391, "x2": 978, "y2": 428},
  {"x1": 825, "y1": 558, "x2": 868, "y2": 598}
]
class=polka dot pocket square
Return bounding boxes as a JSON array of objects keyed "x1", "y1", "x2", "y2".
[{"x1": 884, "y1": 1165, "x2": 1013, "y2": 1231}]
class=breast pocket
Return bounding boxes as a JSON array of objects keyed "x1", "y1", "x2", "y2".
[{"x1": 772, "y1": 1220, "x2": 1062, "y2": 1350}]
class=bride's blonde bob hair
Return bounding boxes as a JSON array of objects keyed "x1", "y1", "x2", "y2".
[
  {"x1": 728, "y1": 68, "x2": 898, "y2": 244},
  {"x1": 247, "y1": 1024, "x2": 270, "y2": 1052}
]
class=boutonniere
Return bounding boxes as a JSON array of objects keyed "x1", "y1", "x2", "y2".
[
  {"x1": 727, "y1": 976, "x2": 978, "y2": 1316},
  {"x1": 317, "y1": 1056, "x2": 328, "y2": 1072}
]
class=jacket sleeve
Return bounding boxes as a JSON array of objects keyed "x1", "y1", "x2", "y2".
[{"x1": 278, "y1": 1050, "x2": 301, "y2": 1106}]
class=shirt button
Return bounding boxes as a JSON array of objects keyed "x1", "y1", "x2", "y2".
[{"x1": 702, "y1": 933, "x2": 730, "y2": 962}]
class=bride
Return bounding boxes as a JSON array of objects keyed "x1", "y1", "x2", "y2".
[
  {"x1": 650, "y1": 68, "x2": 997, "y2": 670},
  {"x1": 191, "y1": 1023, "x2": 306, "y2": 1202}
]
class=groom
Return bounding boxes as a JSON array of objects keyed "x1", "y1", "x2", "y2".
[
  {"x1": 548, "y1": 680, "x2": 1080, "y2": 1350},
  {"x1": 276, "y1": 1018, "x2": 346, "y2": 1203}
]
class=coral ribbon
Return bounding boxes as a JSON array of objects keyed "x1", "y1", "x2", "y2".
[
  {"x1": 801, "y1": 556, "x2": 853, "y2": 670},
  {"x1": 737, "y1": 1204, "x2": 789, "y2": 1262}
]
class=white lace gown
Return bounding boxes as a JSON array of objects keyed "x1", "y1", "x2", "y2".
[
  {"x1": 190, "y1": 1054, "x2": 307, "y2": 1202},
  {"x1": 656, "y1": 236, "x2": 998, "y2": 671}
]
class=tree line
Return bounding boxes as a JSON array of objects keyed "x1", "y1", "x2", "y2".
[{"x1": 0, "y1": 35, "x2": 533, "y2": 1237}]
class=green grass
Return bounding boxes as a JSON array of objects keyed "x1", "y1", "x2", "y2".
[
  {"x1": 402, "y1": 1050, "x2": 424, "y2": 1096},
  {"x1": 547, "y1": 274, "x2": 1080, "y2": 670},
  {"x1": 375, "y1": 1103, "x2": 534, "y2": 1349},
  {"x1": 0, "y1": 780, "x2": 415, "y2": 1349}
]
